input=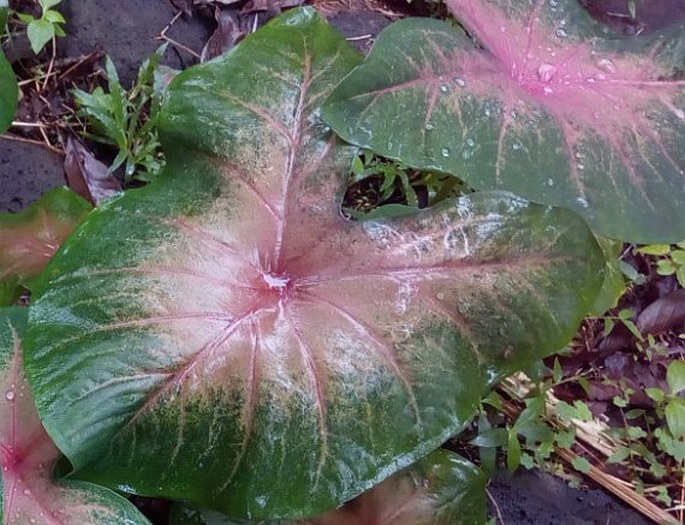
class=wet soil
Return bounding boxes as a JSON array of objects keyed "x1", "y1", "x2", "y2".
[
  {"x1": 0, "y1": 1, "x2": 681, "y2": 523},
  {"x1": 488, "y1": 469, "x2": 650, "y2": 524}
]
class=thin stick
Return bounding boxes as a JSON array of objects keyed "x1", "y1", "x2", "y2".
[
  {"x1": 557, "y1": 448, "x2": 679, "y2": 525},
  {"x1": 11, "y1": 121, "x2": 48, "y2": 128},
  {"x1": 346, "y1": 34, "x2": 372, "y2": 41},
  {"x1": 42, "y1": 34, "x2": 58, "y2": 92},
  {"x1": 486, "y1": 488, "x2": 505, "y2": 524},
  {"x1": 0, "y1": 133, "x2": 64, "y2": 155},
  {"x1": 678, "y1": 462, "x2": 685, "y2": 523},
  {"x1": 156, "y1": 11, "x2": 201, "y2": 60},
  {"x1": 156, "y1": 34, "x2": 201, "y2": 60}
]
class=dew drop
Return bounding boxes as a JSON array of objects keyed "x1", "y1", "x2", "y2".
[
  {"x1": 440, "y1": 84, "x2": 449, "y2": 93},
  {"x1": 484, "y1": 107, "x2": 491, "y2": 117},
  {"x1": 675, "y1": 108, "x2": 685, "y2": 120},
  {"x1": 425, "y1": 122, "x2": 434, "y2": 131},
  {"x1": 454, "y1": 77, "x2": 467, "y2": 88},
  {"x1": 436, "y1": 292, "x2": 445, "y2": 300},
  {"x1": 465, "y1": 138, "x2": 475, "y2": 147},
  {"x1": 596, "y1": 58, "x2": 617, "y2": 74},
  {"x1": 543, "y1": 86, "x2": 554, "y2": 95},
  {"x1": 586, "y1": 77, "x2": 596, "y2": 83},
  {"x1": 5, "y1": 390, "x2": 15, "y2": 401},
  {"x1": 548, "y1": 0, "x2": 558, "y2": 6},
  {"x1": 575, "y1": 197, "x2": 590, "y2": 209},
  {"x1": 512, "y1": 142, "x2": 522, "y2": 150},
  {"x1": 441, "y1": 147, "x2": 451, "y2": 157},
  {"x1": 577, "y1": 163, "x2": 585, "y2": 170},
  {"x1": 537, "y1": 63, "x2": 557, "y2": 82},
  {"x1": 555, "y1": 28, "x2": 568, "y2": 38},
  {"x1": 23, "y1": 489, "x2": 31, "y2": 496},
  {"x1": 547, "y1": 178, "x2": 554, "y2": 186}
]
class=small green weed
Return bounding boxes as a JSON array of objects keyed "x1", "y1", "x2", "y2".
[
  {"x1": 635, "y1": 243, "x2": 685, "y2": 288},
  {"x1": 72, "y1": 47, "x2": 170, "y2": 183},
  {"x1": 16, "y1": 0, "x2": 65, "y2": 54},
  {"x1": 345, "y1": 149, "x2": 468, "y2": 219}
]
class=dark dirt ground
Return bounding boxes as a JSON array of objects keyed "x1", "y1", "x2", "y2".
[{"x1": 0, "y1": 1, "x2": 681, "y2": 523}]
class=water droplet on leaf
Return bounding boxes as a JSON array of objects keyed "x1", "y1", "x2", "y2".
[
  {"x1": 575, "y1": 197, "x2": 590, "y2": 209},
  {"x1": 537, "y1": 63, "x2": 557, "y2": 82},
  {"x1": 440, "y1": 84, "x2": 449, "y2": 93},
  {"x1": 466, "y1": 138, "x2": 475, "y2": 147},
  {"x1": 555, "y1": 28, "x2": 567, "y2": 38},
  {"x1": 675, "y1": 108, "x2": 685, "y2": 120},
  {"x1": 425, "y1": 122, "x2": 434, "y2": 131},
  {"x1": 596, "y1": 58, "x2": 617, "y2": 74},
  {"x1": 512, "y1": 142, "x2": 522, "y2": 150},
  {"x1": 5, "y1": 390, "x2": 15, "y2": 401},
  {"x1": 547, "y1": 178, "x2": 554, "y2": 186},
  {"x1": 454, "y1": 77, "x2": 466, "y2": 88},
  {"x1": 441, "y1": 147, "x2": 451, "y2": 157}
]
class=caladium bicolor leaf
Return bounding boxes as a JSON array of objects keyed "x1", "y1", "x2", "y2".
[
  {"x1": 322, "y1": 1, "x2": 685, "y2": 243},
  {"x1": 0, "y1": 307, "x2": 150, "y2": 524},
  {"x1": 24, "y1": 7, "x2": 603, "y2": 520},
  {"x1": 170, "y1": 449, "x2": 486, "y2": 525},
  {"x1": 0, "y1": 188, "x2": 91, "y2": 306}
]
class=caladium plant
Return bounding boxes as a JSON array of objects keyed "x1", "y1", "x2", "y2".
[
  {"x1": 0, "y1": 188, "x2": 91, "y2": 306},
  {"x1": 170, "y1": 449, "x2": 486, "y2": 524},
  {"x1": 22, "y1": 7, "x2": 603, "y2": 521},
  {"x1": 322, "y1": 0, "x2": 685, "y2": 243},
  {"x1": 0, "y1": 307, "x2": 150, "y2": 524}
]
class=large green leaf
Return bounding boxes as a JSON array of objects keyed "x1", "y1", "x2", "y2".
[
  {"x1": 0, "y1": 48, "x2": 17, "y2": 133},
  {"x1": 0, "y1": 307, "x2": 150, "y2": 524},
  {"x1": 322, "y1": 2, "x2": 685, "y2": 243},
  {"x1": 24, "y1": 7, "x2": 603, "y2": 520},
  {"x1": 0, "y1": 187, "x2": 91, "y2": 306},
  {"x1": 171, "y1": 449, "x2": 486, "y2": 525}
]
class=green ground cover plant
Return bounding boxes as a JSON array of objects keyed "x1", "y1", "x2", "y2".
[{"x1": 0, "y1": 1, "x2": 683, "y2": 523}]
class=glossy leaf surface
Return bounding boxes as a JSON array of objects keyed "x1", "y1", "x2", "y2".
[
  {"x1": 171, "y1": 449, "x2": 486, "y2": 525},
  {"x1": 322, "y1": 1, "x2": 685, "y2": 242},
  {"x1": 0, "y1": 188, "x2": 91, "y2": 306},
  {"x1": 0, "y1": 307, "x2": 150, "y2": 524},
  {"x1": 25, "y1": 8, "x2": 603, "y2": 520}
]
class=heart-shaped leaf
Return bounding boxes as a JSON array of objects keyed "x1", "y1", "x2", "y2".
[
  {"x1": 170, "y1": 449, "x2": 486, "y2": 525},
  {"x1": 0, "y1": 48, "x2": 17, "y2": 133},
  {"x1": 24, "y1": 7, "x2": 603, "y2": 520},
  {"x1": 322, "y1": 1, "x2": 685, "y2": 243},
  {"x1": 0, "y1": 307, "x2": 150, "y2": 524},
  {"x1": 0, "y1": 188, "x2": 91, "y2": 306}
]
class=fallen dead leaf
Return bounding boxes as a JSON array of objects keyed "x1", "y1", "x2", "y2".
[{"x1": 64, "y1": 137, "x2": 122, "y2": 205}]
